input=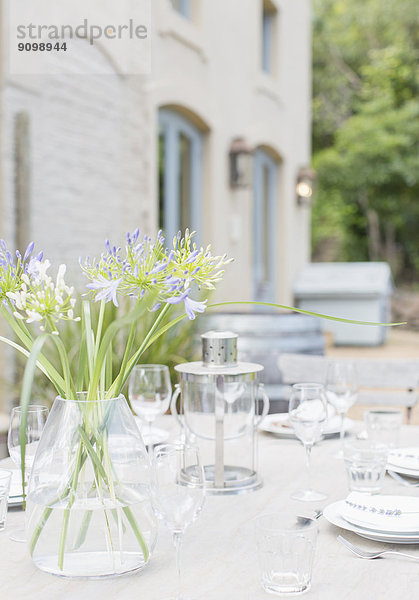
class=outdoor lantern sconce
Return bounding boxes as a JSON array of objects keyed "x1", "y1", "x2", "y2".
[
  {"x1": 229, "y1": 138, "x2": 253, "y2": 188},
  {"x1": 296, "y1": 167, "x2": 316, "y2": 206}
]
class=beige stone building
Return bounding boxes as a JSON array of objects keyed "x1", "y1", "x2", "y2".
[{"x1": 0, "y1": 0, "x2": 313, "y2": 409}]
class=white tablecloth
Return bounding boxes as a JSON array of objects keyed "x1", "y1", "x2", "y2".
[{"x1": 1, "y1": 416, "x2": 418, "y2": 600}]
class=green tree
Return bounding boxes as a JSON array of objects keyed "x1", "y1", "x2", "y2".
[{"x1": 312, "y1": 0, "x2": 419, "y2": 279}]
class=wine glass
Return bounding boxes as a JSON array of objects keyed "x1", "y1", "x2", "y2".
[
  {"x1": 7, "y1": 404, "x2": 49, "y2": 542},
  {"x1": 288, "y1": 383, "x2": 328, "y2": 502},
  {"x1": 325, "y1": 361, "x2": 358, "y2": 458},
  {"x1": 128, "y1": 364, "x2": 172, "y2": 446},
  {"x1": 151, "y1": 443, "x2": 205, "y2": 600}
]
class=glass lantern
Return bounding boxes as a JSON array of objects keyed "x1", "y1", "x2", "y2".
[{"x1": 171, "y1": 331, "x2": 269, "y2": 494}]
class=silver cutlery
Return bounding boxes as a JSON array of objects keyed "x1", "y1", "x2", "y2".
[
  {"x1": 388, "y1": 470, "x2": 419, "y2": 487},
  {"x1": 338, "y1": 535, "x2": 419, "y2": 561},
  {"x1": 297, "y1": 509, "x2": 323, "y2": 527}
]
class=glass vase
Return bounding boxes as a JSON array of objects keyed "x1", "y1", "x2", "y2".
[{"x1": 26, "y1": 393, "x2": 158, "y2": 579}]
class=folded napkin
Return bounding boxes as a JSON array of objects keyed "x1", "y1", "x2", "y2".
[
  {"x1": 341, "y1": 492, "x2": 419, "y2": 534},
  {"x1": 324, "y1": 415, "x2": 346, "y2": 433},
  {"x1": 388, "y1": 448, "x2": 419, "y2": 472},
  {"x1": 280, "y1": 404, "x2": 340, "y2": 433}
]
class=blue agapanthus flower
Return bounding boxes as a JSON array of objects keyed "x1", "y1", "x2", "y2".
[{"x1": 80, "y1": 229, "x2": 231, "y2": 319}]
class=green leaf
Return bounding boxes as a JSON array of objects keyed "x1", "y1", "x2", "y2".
[
  {"x1": 77, "y1": 426, "x2": 107, "y2": 481},
  {"x1": 0, "y1": 335, "x2": 50, "y2": 381},
  {"x1": 76, "y1": 331, "x2": 88, "y2": 392},
  {"x1": 88, "y1": 291, "x2": 159, "y2": 400},
  {"x1": 82, "y1": 302, "x2": 95, "y2": 381}
]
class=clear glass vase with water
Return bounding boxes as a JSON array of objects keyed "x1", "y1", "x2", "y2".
[{"x1": 26, "y1": 394, "x2": 157, "y2": 578}]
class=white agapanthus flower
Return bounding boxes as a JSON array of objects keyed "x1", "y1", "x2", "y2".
[{"x1": 7, "y1": 259, "x2": 79, "y2": 330}]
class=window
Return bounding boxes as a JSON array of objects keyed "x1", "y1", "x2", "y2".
[
  {"x1": 262, "y1": 1, "x2": 277, "y2": 74},
  {"x1": 253, "y1": 149, "x2": 278, "y2": 302},
  {"x1": 170, "y1": 0, "x2": 190, "y2": 19},
  {"x1": 158, "y1": 109, "x2": 202, "y2": 243}
]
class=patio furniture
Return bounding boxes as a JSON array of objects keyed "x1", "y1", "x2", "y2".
[
  {"x1": 294, "y1": 262, "x2": 393, "y2": 346},
  {"x1": 277, "y1": 352, "x2": 419, "y2": 421}
]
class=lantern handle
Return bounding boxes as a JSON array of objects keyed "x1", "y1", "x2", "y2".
[
  {"x1": 254, "y1": 384, "x2": 270, "y2": 428},
  {"x1": 170, "y1": 384, "x2": 183, "y2": 430}
]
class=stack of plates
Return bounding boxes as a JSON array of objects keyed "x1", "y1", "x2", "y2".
[
  {"x1": 387, "y1": 448, "x2": 419, "y2": 479},
  {"x1": 8, "y1": 470, "x2": 24, "y2": 507},
  {"x1": 324, "y1": 492, "x2": 419, "y2": 544},
  {"x1": 259, "y1": 412, "x2": 354, "y2": 440}
]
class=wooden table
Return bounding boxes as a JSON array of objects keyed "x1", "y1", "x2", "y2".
[{"x1": 1, "y1": 416, "x2": 419, "y2": 600}]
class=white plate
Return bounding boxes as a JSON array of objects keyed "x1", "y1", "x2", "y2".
[
  {"x1": 324, "y1": 501, "x2": 419, "y2": 544},
  {"x1": 341, "y1": 492, "x2": 419, "y2": 534},
  {"x1": 388, "y1": 448, "x2": 419, "y2": 476},
  {"x1": 259, "y1": 413, "x2": 354, "y2": 439},
  {"x1": 387, "y1": 465, "x2": 419, "y2": 479}
]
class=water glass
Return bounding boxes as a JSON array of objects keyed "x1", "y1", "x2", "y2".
[
  {"x1": 128, "y1": 364, "x2": 172, "y2": 445},
  {"x1": 325, "y1": 361, "x2": 358, "y2": 458},
  {"x1": 7, "y1": 404, "x2": 49, "y2": 542},
  {"x1": 344, "y1": 440, "x2": 388, "y2": 494},
  {"x1": 364, "y1": 409, "x2": 402, "y2": 448},
  {"x1": 151, "y1": 443, "x2": 205, "y2": 600},
  {"x1": 288, "y1": 383, "x2": 328, "y2": 502},
  {"x1": 255, "y1": 513, "x2": 318, "y2": 596},
  {"x1": 0, "y1": 470, "x2": 12, "y2": 531},
  {"x1": 8, "y1": 405, "x2": 49, "y2": 477}
]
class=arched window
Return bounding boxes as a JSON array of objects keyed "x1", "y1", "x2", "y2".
[
  {"x1": 158, "y1": 108, "x2": 202, "y2": 243},
  {"x1": 253, "y1": 148, "x2": 278, "y2": 302}
]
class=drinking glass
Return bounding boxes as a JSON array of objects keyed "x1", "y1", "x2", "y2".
[
  {"x1": 288, "y1": 383, "x2": 328, "y2": 502},
  {"x1": 128, "y1": 364, "x2": 172, "y2": 445},
  {"x1": 344, "y1": 440, "x2": 388, "y2": 494},
  {"x1": 325, "y1": 361, "x2": 358, "y2": 458},
  {"x1": 364, "y1": 409, "x2": 402, "y2": 449},
  {"x1": 255, "y1": 512, "x2": 318, "y2": 595},
  {"x1": 7, "y1": 404, "x2": 49, "y2": 542},
  {"x1": 151, "y1": 443, "x2": 205, "y2": 600}
]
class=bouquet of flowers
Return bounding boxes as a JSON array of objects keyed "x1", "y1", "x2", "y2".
[{"x1": 0, "y1": 229, "x2": 231, "y2": 577}]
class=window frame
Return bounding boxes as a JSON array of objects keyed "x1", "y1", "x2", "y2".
[
  {"x1": 253, "y1": 148, "x2": 278, "y2": 302},
  {"x1": 261, "y1": 0, "x2": 277, "y2": 75},
  {"x1": 170, "y1": 0, "x2": 191, "y2": 19},
  {"x1": 158, "y1": 108, "x2": 202, "y2": 243}
]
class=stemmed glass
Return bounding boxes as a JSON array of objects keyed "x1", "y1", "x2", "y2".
[
  {"x1": 151, "y1": 443, "x2": 205, "y2": 600},
  {"x1": 128, "y1": 364, "x2": 172, "y2": 446},
  {"x1": 7, "y1": 404, "x2": 49, "y2": 542},
  {"x1": 325, "y1": 361, "x2": 358, "y2": 458},
  {"x1": 288, "y1": 383, "x2": 328, "y2": 502}
]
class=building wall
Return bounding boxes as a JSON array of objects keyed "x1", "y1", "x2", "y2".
[
  {"x1": 0, "y1": 0, "x2": 311, "y2": 298},
  {"x1": 0, "y1": 44, "x2": 150, "y2": 287},
  {"x1": 150, "y1": 0, "x2": 312, "y2": 304},
  {"x1": 0, "y1": 0, "x2": 311, "y2": 302}
]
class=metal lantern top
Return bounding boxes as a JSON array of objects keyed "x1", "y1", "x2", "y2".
[{"x1": 174, "y1": 331, "x2": 264, "y2": 378}]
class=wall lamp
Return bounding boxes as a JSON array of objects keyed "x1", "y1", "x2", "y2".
[
  {"x1": 296, "y1": 167, "x2": 316, "y2": 206},
  {"x1": 229, "y1": 138, "x2": 253, "y2": 188}
]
